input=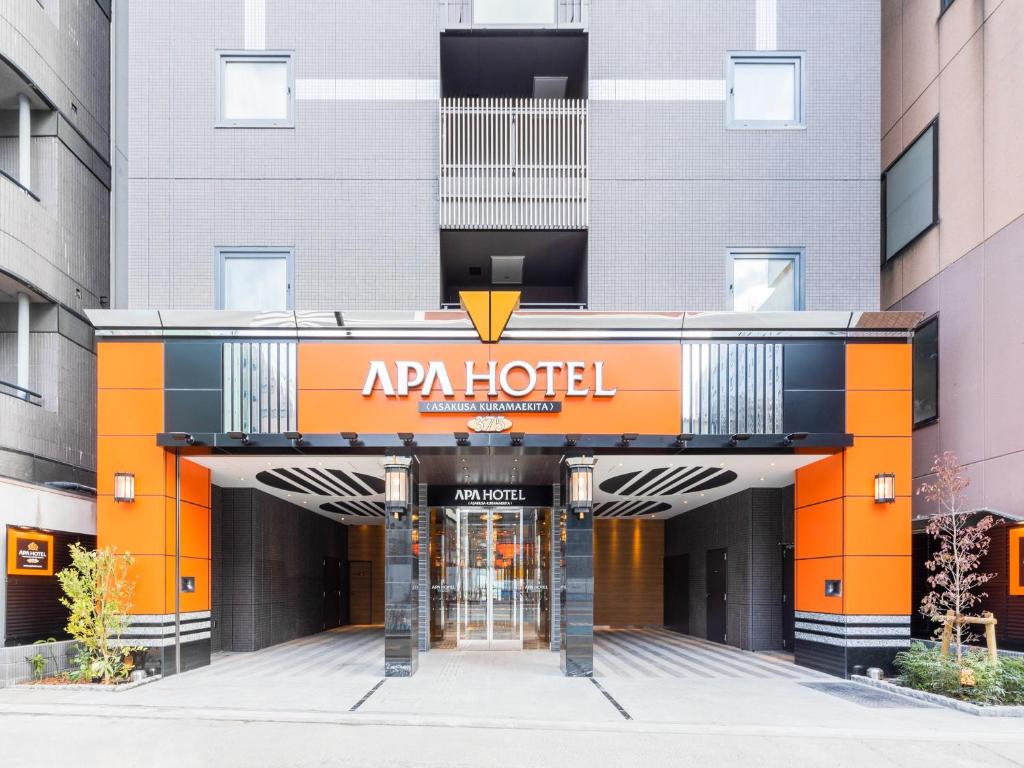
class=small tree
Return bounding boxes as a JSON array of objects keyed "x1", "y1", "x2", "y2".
[
  {"x1": 57, "y1": 544, "x2": 142, "y2": 683},
  {"x1": 917, "y1": 452, "x2": 996, "y2": 662}
]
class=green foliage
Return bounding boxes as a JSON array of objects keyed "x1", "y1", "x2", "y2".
[
  {"x1": 895, "y1": 642, "x2": 1024, "y2": 706},
  {"x1": 26, "y1": 638, "x2": 57, "y2": 680},
  {"x1": 56, "y1": 544, "x2": 143, "y2": 684}
]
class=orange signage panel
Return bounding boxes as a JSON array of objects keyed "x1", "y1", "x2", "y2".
[
  {"x1": 297, "y1": 341, "x2": 682, "y2": 435},
  {"x1": 7, "y1": 528, "x2": 55, "y2": 577},
  {"x1": 1011, "y1": 527, "x2": 1024, "y2": 597}
]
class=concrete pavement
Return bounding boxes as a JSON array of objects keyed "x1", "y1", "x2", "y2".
[{"x1": 0, "y1": 626, "x2": 1022, "y2": 767}]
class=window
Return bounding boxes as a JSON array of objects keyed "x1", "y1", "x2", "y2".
[
  {"x1": 217, "y1": 52, "x2": 294, "y2": 127},
  {"x1": 216, "y1": 249, "x2": 293, "y2": 310},
  {"x1": 940, "y1": 0, "x2": 956, "y2": 15},
  {"x1": 882, "y1": 121, "x2": 938, "y2": 261},
  {"x1": 913, "y1": 315, "x2": 939, "y2": 427},
  {"x1": 727, "y1": 53, "x2": 804, "y2": 128},
  {"x1": 728, "y1": 250, "x2": 803, "y2": 311}
]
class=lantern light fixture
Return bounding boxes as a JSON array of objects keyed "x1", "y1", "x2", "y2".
[
  {"x1": 874, "y1": 473, "x2": 896, "y2": 504},
  {"x1": 566, "y1": 456, "x2": 594, "y2": 519},
  {"x1": 385, "y1": 456, "x2": 413, "y2": 519},
  {"x1": 113, "y1": 472, "x2": 136, "y2": 503}
]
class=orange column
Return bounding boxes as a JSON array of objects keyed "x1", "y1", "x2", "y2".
[
  {"x1": 793, "y1": 342, "x2": 912, "y2": 674},
  {"x1": 97, "y1": 341, "x2": 211, "y2": 617}
]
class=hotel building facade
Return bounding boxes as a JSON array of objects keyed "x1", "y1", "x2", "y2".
[{"x1": 8, "y1": 0, "x2": 983, "y2": 682}]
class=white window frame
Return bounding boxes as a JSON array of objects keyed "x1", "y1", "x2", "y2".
[
  {"x1": 216, "y1": 51, "x2": 295, "y2": 128},
  {"x1": 215, "y1": 247, "x2": 294, "y2": 310},
  {"x1": 726, "y1": 52, "x2": 805, "y2": 129},
  {"x1": 727, "y1": 249, "x2": 805, "y2": 311}
]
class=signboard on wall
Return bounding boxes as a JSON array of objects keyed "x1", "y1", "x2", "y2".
[
  {"x1": 1011, "y1": 527, "x2": 1024, "y2": 597},
  {"x1": 6, "y1": 528, "x2": 55, "y2": 576},
  {"x1": 427, "y1": 485, "x2": 554, "y2": 509}
]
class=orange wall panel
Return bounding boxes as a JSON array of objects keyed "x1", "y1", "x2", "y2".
[
  {"x1": 299, "y1": 342, "x2": 489, "y2": 390},
  {"x1": 843, "y1": 437, "x2": 912, "y2": 498},
  {"x1": 97, "y1": 437, "x2": 167, "y2": 497},
  {"x1": 795, "y1": 556, "x2": 844, "y2": 614},
  {"x1": 97, "y1": 389, "x2": 164, "y2": 436},
  {"x1": 794, "y1": 453, "x2": 843, "y2": 509},
  {"x1": 844, "y1": 556, "x2": 911, "y2": 615},
  {"x1": 129, "y1": 555, "x2": 167, "y2": 615},
  {"x1": 794, "y1": 499, "x2": 843, "y2": 560},
  {"x1": 843, "y1": 497, "x2": 912, "y2": 557},
  {"x1": 164, "y1": 454, "x2": 212, "y2": 508},
  {"x1": 845, "y1": 390, "x2": 912, "y2": 437},
  {"x1": 97, "y1": 341, "x2": 164, "y2": 389},
  {"x1": 165, "y1": 556, "x2": 211, "y2": 613},
  {"x1": 846, "y1": 343, "x2": 911, "y2": 391},
  {"x1": 97, "y1": 496, "x2": 166, "y2": 557},
  {"x1": 164, "y1": 499, "x2": 211, "y2": 560}
]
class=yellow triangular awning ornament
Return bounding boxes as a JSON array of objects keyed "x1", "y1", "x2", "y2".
[{"x1": 459, "y1": 290, "x2": 521, "y2": 343}]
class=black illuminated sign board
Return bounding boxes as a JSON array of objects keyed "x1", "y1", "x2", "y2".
[{"x1": 427, "y1": 485, "x2": 554, "y2": 508}]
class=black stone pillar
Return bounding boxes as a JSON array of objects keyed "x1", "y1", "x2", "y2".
[
  {"x1": 560, "y1": 504, "x2": 593, "y2": 677},
  {"x1": 384, "y1": 496, "x2": 418, "y2": 677}
]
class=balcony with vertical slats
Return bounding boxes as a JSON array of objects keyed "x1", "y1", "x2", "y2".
[
  {"x1": 440, "y1": 98, "x2": 588, "y2": 230},
  {"x1": 441, "y1": 0, "x2": 587, "y2": 31}
]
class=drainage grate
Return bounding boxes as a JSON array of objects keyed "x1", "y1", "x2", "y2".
[
  {"x1": 591, "y1": 678, "x2": 633, "y2": 721},
  {"x1": 802, "y1": 682, "x2": 934, "y2": 709},
  {"x1": 350, "y1": 679, "x2": 385, "y2": 712}
]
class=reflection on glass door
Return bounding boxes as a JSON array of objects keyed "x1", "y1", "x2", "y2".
[{"x1": 456, "y1": 508, "x2": 531, "y2": 650}]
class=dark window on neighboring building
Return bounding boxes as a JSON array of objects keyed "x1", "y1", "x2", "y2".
[
  {"x1": 882, "y1": 121, "x2": 938, "y2": 262},
  {"x1": 940, "y1": 0, "x2": 956, "y2": 15},
  {"x1": 913, "y1": 316, "x2": 939, "y2": 427}
]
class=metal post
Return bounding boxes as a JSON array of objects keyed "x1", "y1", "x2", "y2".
[
  {"x1": 16, "y1": 292, "x2": 29, "y2": 395},
  {"x1": 175, "y1": 448, "x2": 181, "y2": 674},
  {"x1": 17, "y1": 93, "x2": 31, "y2": 189}
]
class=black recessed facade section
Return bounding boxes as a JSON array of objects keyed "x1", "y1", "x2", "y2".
[
  {"x1": 165, "y1": 341, "x2": 223, "y2": 390},
  {"x1": 783, "y1": 390, "x2": 845, "y2": 435},
  {"x1": 165, "y1": 389, "x2": 222, "y2": 433},
  {"x1": 782, "y1": 342, "x2": 845, "y2": 391}
]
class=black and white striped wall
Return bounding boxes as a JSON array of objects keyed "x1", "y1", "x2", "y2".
[{"x1": 794, "y1": 611, "x2": 911, "y2": 677}]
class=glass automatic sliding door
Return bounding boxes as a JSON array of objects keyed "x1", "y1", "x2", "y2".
[{"x1": 457, "y1": 508, "x2": 526, "y2": 649}]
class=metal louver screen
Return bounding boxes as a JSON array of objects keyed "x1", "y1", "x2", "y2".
[
  {"x1": 223, "y1": 341, "x2": 297, "y2": 433},
  {"x1": 681, "y1": 343, "x2": 784, "y2": 435}
]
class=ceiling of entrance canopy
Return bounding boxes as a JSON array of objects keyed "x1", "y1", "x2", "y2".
[{"x1": 190, "y1": 452, "x2": 829, "y2": 524}]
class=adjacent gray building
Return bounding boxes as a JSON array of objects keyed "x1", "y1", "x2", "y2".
[{"x1": 0, "y1": 0, "x2": 110, "y2": 646}]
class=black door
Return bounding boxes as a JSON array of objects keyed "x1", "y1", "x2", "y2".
[
  {"x1": 706, "y1": 548, "x2": 728, "y2": 644},
  {"x1": 781, "y1": 544, "x2": 794, "y2": 651},
  {"x1": 323, "y1": 557, "x2": 343, "y2": 630},
  {"x1": 663, "y1": 554, "x2": 690, "y2": 634}
]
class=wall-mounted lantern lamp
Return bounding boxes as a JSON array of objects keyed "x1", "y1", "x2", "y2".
[
  {"x1": 566, "y1": 456, "x2": 594, "y2": 520},
  {"x1": 385, "y1": 456, "x2": 413, "y2": 520},
  {"x1": 113, "y1": 472, "x2": 136, "y2": 503},
  {"x1": 874, "y1": 473, "x2": 896, "y2": 504}
]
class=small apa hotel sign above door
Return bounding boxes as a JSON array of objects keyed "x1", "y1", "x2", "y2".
[{"x1": 6, "y1": 528, "x2": 54, "y2": 576}]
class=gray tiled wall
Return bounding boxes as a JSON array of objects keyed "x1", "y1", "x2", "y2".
[
  {"x1": 122, "y1": 0, "x2": 879, "y2": 313},
  {"x1": 212, "y1": 486, "x2": 348, "y2": 652},
  {"x1": 665, "y1": 486, "x2": 791, "y2": 651}
]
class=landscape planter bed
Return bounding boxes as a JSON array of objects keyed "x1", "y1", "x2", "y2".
[
  {"x1": 852, "y1": 675, "x2": 1024, "y2": 717},
  {"x1": 16, "y1": 674, "x2": 162, "y2": 692}
]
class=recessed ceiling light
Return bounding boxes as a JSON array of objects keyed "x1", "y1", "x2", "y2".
[
  {"x1": 770, "y1": 462, "x2": 775, "y2": 467},
  {"x1": 617, "y1": 463, "x2": 623, "y2": 467},
  {"x1": 683, "y1": 500, "x2": 688, "y2": 505},
  {"x1": 719, "y1": 462, "x2": 725, "y2": 467},
  {"x1": 700, "y1": 493, "x2": 705, "y2": 497},
  {"x1": 760, "y1": 477, "x2": 765, "y2": 482}
]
